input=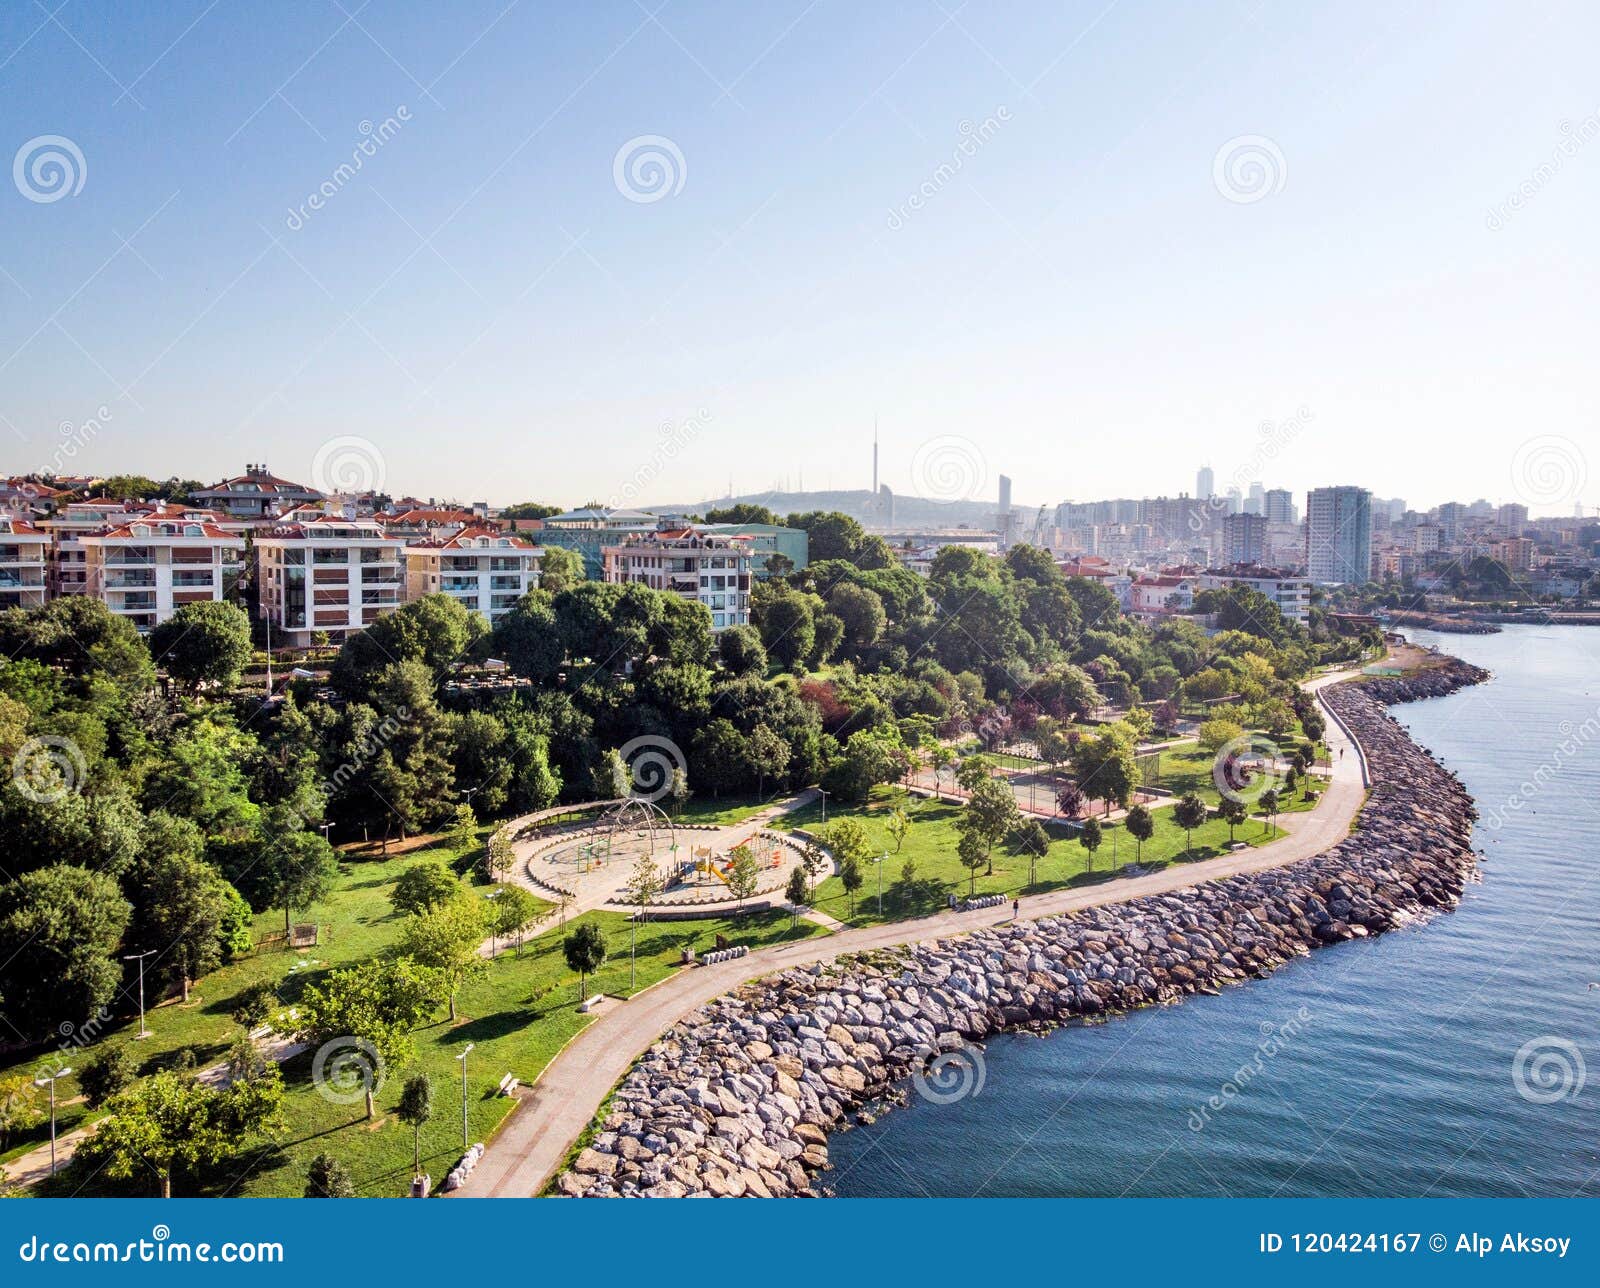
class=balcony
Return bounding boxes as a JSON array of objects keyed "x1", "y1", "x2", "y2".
[
  {"x1": 104, "y1": 573, "x2": 156, "y2": 589},
  {"x1": 171, "y1": 571, "x2": 215, "y2": 588},
  {"x1": 489, "y1": 576, "x2": 522, "y2": 591},
  {"x1": 441, "y1": 578, "x2": 480, "y2": 593}
]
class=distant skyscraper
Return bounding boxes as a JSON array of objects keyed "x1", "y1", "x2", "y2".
[
  {"x1": 1225, "y1": 487, "x2": 1242, "y2": 516},
  {"x1": 1264, "y1": 488, "x2": 1296, "y2": 524},
  {"x1": 997, "y1": 474, "x2": 1014, "y2": 545},
  {"x1": 1246, "y1": 482, "x2": 1265, "y2": 515},
  {"x1": 1223, "y1": 512, "x2": 1266, "y2": 566},
  {"x1": 1306, "y1": 486, "x2": 1373, "y2": 584},
  {"x1": 1196, "y1": 465, "x2": 1214, "y2": 501},
  {"x1": 1497, "y1": 502, "x2": 1529, "y2": 533}
]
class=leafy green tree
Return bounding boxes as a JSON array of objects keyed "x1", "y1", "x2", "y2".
[
  {"x1": 667, "y1": 766, "x2": 690, "y2": 819},
  {"x1": 1219, "y1": 795, "x2": 1249, "y2": 841},
  {"x1": 956, "y1": 773, "x2": 1021, "y2": 876},
  {"x1": 827, "y1": 582, "x2": 886, "y2": 656},
  {"x1": 390, "y1": 860, "x2": 460, "y2": 917},
  {"x1": 237, "y1": 806, "x2": 340, "y2": 935},
  {"x1": 748, "y1": 723, "x2": 790, "y2": 800},
  {"x1": 332, "y1": 593, "x2": 488, "y2": 694},
  {"x1": 758, "y1": 593, "x2": 815, "y2": 671},
  {"x1": 491, "y1": 591, "x2": 565, "y2": 684},
  {"x1": 293, "y1": 959, "x2": 436, "y2": 1119},
  {"x1": 124, "y1": 820, "x2": 235, "y2": 1001},
  {"x1": 230, "y1": 981, "x2": 278, "y2": 1031},
  {"x1": 445, "y1": 802, "x2": 478, "y2": 861},
  {"x1": 140, "y1": 715, "x2": 260, "y2": 833},
  {"x1": 305, "y1": 1152, "x2": 356, "y2": 1197},
  {"x1": 957, "y1": 829, "x2": 987, "y2": 896},
  {"x1": 839, "y1": 854, "x2": 864, "y2": 917},
  {"x1": 1173, "y1": 792, "x2": 1209, "y2": 854},
  {"x1": 150, "y1": 601, "x2": 253, "y2": 691},
  {"x1": 785, "y1": 865, "x2": 810, "y2": 929},
  {"x1": 1198, "y1": 717, "x2": 1246, "y2": 753},
  {"x1": 79, "y1": 1044, "x2": 138, "y2": 1109},
  {"x1": 1078, "y1": 816, "x2": 1103, "y2": 871},
  {"x1": 77, "y1": 1066, "x2": 283, "y2": 1198},
  {"x1": 1013, "y1": 819, "x2": 1050, "y2": 886},
  {"x1": 484, "y1": 827, "x2": 515, "y2": 882},
  {"x1": 705, "y1": 503, "x2": 780, "y2": 525},
  {"x1": 717, "y1": 625, "x2": 767, "y2": 677},
  {"x1": 401, "y1": 897, "x2": 489, "y2": 1021},
  {"x1": 489, "y1": 883, "x2": 542, "y2": 949},
  {"x1": 725, "y1": 844, "x2": 761, "y2": 913},
  {"x1": 539, "y1": 545, "x2": 585, "y2": 593},
  {"x1": 885, "y1": 805, "x2": 912, "y2": 853},
  {"x1": 1259, "y1": 788, "x2": 1280, "y2": 836},
  {"x1": 397, "y1": 1072, "x2": 433, "y2": 1177},
  {"x1": 1070, "y1": 726, "x2": 1139, "y2": 816},
  {"x1": 0, "y1": 865, "x2": 130, "y2": 1041},
  {"x1": 1124, "y1": 803, "x2": 1155, "y2": 862},
  {"x1": 563, "y1": 922, "x2": 608, "y2": 1000},
  {"x1": 0, "y1": 1073, "x2": 43, "y2": 1148}
]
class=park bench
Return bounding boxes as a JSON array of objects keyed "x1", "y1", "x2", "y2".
[{"x1": 496, "y1": 1073, "x2": 519, "y2": 1097}]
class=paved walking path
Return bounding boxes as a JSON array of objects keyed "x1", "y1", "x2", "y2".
[{"x1": 462, "y1": 668, "x2": 1368, "y2": 1198}]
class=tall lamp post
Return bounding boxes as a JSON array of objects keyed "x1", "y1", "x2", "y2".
[
  {"x1": 874, "y1": 852, "x2": 887, "y2": 916},
  {"x1": 484, "y1": 888, "x2": 503, "y2": 956},
  {"x1": 123, "y1": 948, "x2": 156, "y2": 1039},
  {"x1": 33, "y1": 1066, "x2": 72, "y2": 1176},
  {"x1": 817, "y1": 788, "x2": 829, "y2": 826},
  {"x1": 456, "y1": 1043, "x2": 474, "y2": 1151}
]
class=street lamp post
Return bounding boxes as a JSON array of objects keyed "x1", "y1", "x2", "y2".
[
  {"x1": 874, "y1": 852, "x2": 887, "y2": 916},
  {"x1": 33, "y1": 1066, "x2": 71, "y2": 1175},
  {"x1": 122, "y1": 949, "x2": 156, "y2": 1039},
  {"x1": 456, "y1": 1043, "x2": 474, "y2": 1151},
  {"x1": 484, "y1": 888, "x2": 503, "y2": 956},
  {"x1": 818, "y1": 788, "x2": 829, "y2": 826}
]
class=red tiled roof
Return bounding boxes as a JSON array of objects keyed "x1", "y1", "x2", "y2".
[{"x1": 408, "y1": 524, "x2": 538, "y2": 550}]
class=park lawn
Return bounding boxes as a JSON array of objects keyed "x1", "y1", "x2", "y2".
[
  {"x1": 779, "y1": 784, "x2": 1319, "y2": 930},
  {"x1": 669, "y1": 794, "x2": 784, "y2": 827},
  {"x1": 16, "y1": 849, "x2": 823, "y2": 1197}
]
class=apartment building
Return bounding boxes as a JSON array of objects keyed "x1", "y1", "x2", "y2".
[
  {"x1": 191, "y1": 464, "x2": 322, "y2": 519},
  {"x1": 1305, "y1": 486, "x2": 1373, "y2": 585},
  {"x1": 77, "y1": 512, "x2": 245, "y2": 630},
  {"x1": 40, "y1": 497, "x2": 158, "y2": 595},
  {"x1": 0, "y1": 516, "x2": 50, "y2": 610},
  {"x1": 1128, "y1": 572, "x2": 1196, "y2": 619},
  {"x1": 405, "y1": 525, "x2": 542, "y2": 621},
  {"x1": 601, "y1": 529, "x2": 752, "y2": 629},
  {"x1": 1197, "y1": 567, "x2": 1312, "y2": 624},
  {"x1": 255, "y1": 516, "x2": 405, "y2": 648}
]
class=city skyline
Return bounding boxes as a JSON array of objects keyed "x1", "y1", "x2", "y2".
[{"x1": 3, "y1": 2, "x2": 1597, "y2": 515}]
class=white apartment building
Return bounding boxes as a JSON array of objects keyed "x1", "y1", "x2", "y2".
[
  {"x1": 405, "y1": 526, "x2": 542, "y2": 621},
  {"x1": 40, "y1": 497, "x2": 156, "y2": 595},
  {"x1": 255, "y1": 516, "x2": 405, "y2": 648},
  {"x1": 0, "y1": 516, "x2": 50, "y2": 610},
  {"x1": 1197, "y1": 568, "x2": 1312, "y2": 624},
  {"x1": 78, "y1": 513, "x2": 245, "y2": 631},
  {"x1": 601, "y1": 529, "x2": 752, "y2": 630}
]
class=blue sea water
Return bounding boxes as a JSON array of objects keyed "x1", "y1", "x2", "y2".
[{"x1": 830, "y1": 627, "x2": 1600, "y2": 1197}]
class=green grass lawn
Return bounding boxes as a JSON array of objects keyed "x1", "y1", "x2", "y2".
[
  {"x1": 668, "y1": 793, "x2": 788, "y2": 827},
  {"x1": 775, "y1": 783, "x2": 1317, "y2": 930},
  {"x1": 8, "y1": 847, "x2": 824, "y2": 1198}
]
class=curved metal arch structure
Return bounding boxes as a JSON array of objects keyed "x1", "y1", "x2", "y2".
[{"x1": 597, "y1": 796, "x2": 676, "y2": 863}]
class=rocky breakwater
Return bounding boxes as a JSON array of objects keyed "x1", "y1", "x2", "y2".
[
  {"x1": 1360, "y1": 656, "x2": 1490, "y2": 705},
  {"x1": 556, "y1": 670, "x2": 1485, "y2": 1198}
]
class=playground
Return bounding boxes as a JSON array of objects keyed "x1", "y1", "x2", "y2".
[{"x1": 509, "y1": 796, "x2": 823, "y2": 917}]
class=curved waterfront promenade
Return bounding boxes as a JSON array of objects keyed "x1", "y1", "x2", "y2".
[{"x1": 464, "y1": 667, "x2": 1373, "y2": 1198}]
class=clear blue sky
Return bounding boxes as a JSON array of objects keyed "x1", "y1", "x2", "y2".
[{"x1": 2, "y1": 0, "x2": 1596, "y2": 515}]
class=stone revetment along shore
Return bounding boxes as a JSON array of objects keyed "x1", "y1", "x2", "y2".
[{"x1": 555, "y1": 659, "x2": 1490, "y2": 1198}]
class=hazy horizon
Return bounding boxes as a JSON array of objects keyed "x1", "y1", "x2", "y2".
[{"x1": 3, "y1": 1, "x2": 1596, "y2": 517}]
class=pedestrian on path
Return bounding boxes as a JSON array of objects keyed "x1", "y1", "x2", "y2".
[{"x1": 1012, "y1": 898, "x2": 1020, "y2": 920}]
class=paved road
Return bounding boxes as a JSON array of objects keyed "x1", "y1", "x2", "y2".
[{"x1": 464, "y1": 669, "x2": 1367, "y2": 1198}]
